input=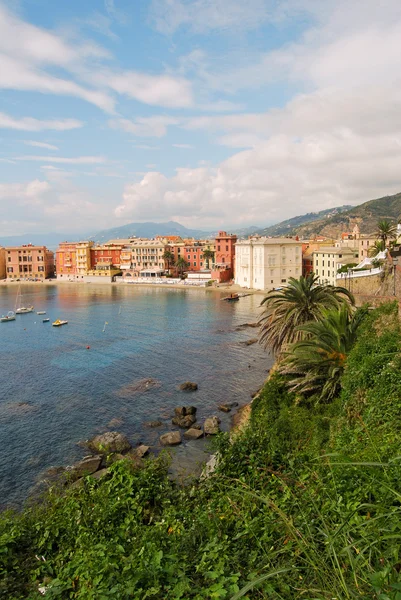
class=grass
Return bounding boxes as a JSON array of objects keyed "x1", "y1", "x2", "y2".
[{"x1": 1, "y1": 302, "x2": 401, "y2": 599}]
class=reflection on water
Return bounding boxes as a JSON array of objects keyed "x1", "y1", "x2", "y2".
[{"x1": 0, "y1": 284, "x2": 272, "y2": 507}]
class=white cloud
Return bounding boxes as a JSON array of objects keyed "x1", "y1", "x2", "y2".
[
  {"x1": 16, "y1": 155, "x2": 106, "y2": 164},
  {"x1": 0, "y1": 179, "x2": 50, "y2": 203},
  {"x1": 109, "y1": 116, "x2": 180, "y2": 137},
  {"x1": 172, "y1": 143, "x2": 194, "y2": 149},
  {"x1": 101, "y1": 71, "x2": 193, "y2": 108},
  {"x1": 24, "y1": 141, "x2": 59, "y2": 151},
  {"x1": 0, "y1": 112, "x2": 83, "y2": 132},
  {"x1": 149, "y1": 0, "x2": 272, "y2": 34}
]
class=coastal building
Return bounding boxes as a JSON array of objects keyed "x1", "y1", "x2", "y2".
[
  {"x1": 212, "y1": 231, "x2": 237, "y2": 283},
  {"x1": 76, "y1": 241, "x2": 94, "y2": 277},
  {"x1": 56, "y1": 242, "x2": 78, "y2": 279},
  {"x1": 312, "y1": 246, "x2": 357, "y2": 286},
  {"x1": 302, "y1": 238, "x2": 336, "y2": 276},
  {"x1": 0, "y1": 246, "x2": 6, "y2": 279},
  {"x1": 358, "y1": 234, "x2": 378, "y2": 258},
  {"x1": 235, "y1": 237, "x2": 303, "y2": 290},
  {"x1": 6, "y1": 245, "x2": 54, "y2": 280},
  {"x1": 120, "y1": 239, "x2": 171, "y2": 279}
]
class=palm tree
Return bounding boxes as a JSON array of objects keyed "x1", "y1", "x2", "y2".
[
  {"x1": 375, "y1": 220, "x2": 397, "y2": 247},
  {"x1": 368, "y1": 240, "x2": 385, "y2": 258},
  {"x1": 162, "y1": 250, "x2": 174, "y2": 274},
  {"x1": 175, "y1": 257, "x2": 189, "y2": 277},
  {"x1": 202, "y1": 249, "x2": 214, "y2": 269},
  {"x1": 279, "y1": 306, "x2": 367, "y2": 403},
  {"x1": 259, "y1": 274, "x2": 354, "y2": 355}
]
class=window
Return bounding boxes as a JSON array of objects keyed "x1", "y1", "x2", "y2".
[
  {"x1": 7, "y1": 257, "x2": 11, "y2": 262},
  {"x1": 281, "y1": 279, "x2": 286, "y2": 283},
  {"x1": 218, "y1": 245, "x2": 221, "y2": 251},
  {"x1": 7, "y1": 267, "x2": 13, "y2": 273},
  {"x1": 322, "y1": 270, "x2": 325, "y2": 276},
  {"x1": 316, "y1": 260, "x2": 318, "y2": 266},
  {"x1": 226, "y1": 246, "x2": 228, "y2": 251},
  {"x1": 38, "y1": 266, "x2": 44, "y2": 272},
  {"x1": 322, "y1": 260, "x2": 325, "y2": 266},
  {"x1": 187, "y1": 255, "x2": 191, "y2": 260},
  {"x1": 271, "y1": 279, "x2": 274, "y2": 283},
  {"x1": 194, "y1": 262, "x2": 197, "y2": 266},
  {"x1": 222, "y1": 257, "x2": 225, "y2": 263},
  {"x1": 339, "y1": 254, "x2": 342, "y2": 258}
]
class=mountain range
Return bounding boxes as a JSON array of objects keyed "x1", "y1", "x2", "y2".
[{"x1": 1, "y1": 192, "x2": 400, "y2": 249}]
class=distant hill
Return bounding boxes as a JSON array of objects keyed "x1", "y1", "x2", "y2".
[
  {"x1": 287, "y1": 192, "x2": 401, "y2": 239},
  {"x1": 255, "y1": 206, "x2": 353, "y2": 238},
  {"x1": 0, "y1": 233, "x2": 79, "y2": 251},
  {"x1": 90, "y1": 220, "x2": 212, "y2": 242}
]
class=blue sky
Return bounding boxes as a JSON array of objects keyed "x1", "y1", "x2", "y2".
[{"x1": 1, "y1": 0, "x2": 401, "y2": 235}]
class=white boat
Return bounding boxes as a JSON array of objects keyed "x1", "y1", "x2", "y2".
[
  {"x1": 15, "y1": 286, "x2": 34, "y2": 314},
  {"x1": 37, "y1": 311, "x2": 46, "y2": 315},
  {"x1": 52, "y1": 319, "x2": 68, "y2": 327},
  {"x1": 1, "y1": 311, "x2": 16, "y2": 322}
]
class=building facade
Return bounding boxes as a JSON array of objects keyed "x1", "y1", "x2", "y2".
[
  {"x1": 312, "y1": 246, "x2": 357, "y2": 286},
  {"x1": 0, "y1": 247, "x2": 6, "y2": 279},
  {"x1": 6, "y1": 245, "x2": 54, "y2": 280},
  {"x1": 212, "y1": 231, "x2": 237, "y2": 282},
  {"x1": 56, "y1": 242, "x2": 78, "y2": 279},
  {"x1": 235, "y1": 237, "x2": 303, "y2": 290}
]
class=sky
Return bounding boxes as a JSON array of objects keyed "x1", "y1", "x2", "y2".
[{"x1": 1, "y1": 0, "x2": 401, "y2": 235}]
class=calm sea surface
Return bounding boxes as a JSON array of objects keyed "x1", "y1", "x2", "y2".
[{"x1": 0, "y1": 284, "x2": 272, "y2": 507}]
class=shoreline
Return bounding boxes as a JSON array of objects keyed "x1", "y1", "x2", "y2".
[{"x1": 0, "y1": 278, "x2": 266, "y2": 296}]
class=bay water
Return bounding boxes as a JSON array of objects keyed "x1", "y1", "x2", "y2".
[{"x1": 0, "y1": 284, "x2": 272, "y2": 507}]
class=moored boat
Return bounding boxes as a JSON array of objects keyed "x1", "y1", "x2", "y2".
[
  {"x1": 15, "y1": 286, "x2": 34, "y2": 313},
  {"x1": 43, "y1": 318, "x2": 50, "y2": 323},
  {"x1": 223, "y1": 293, "x2": 240, "y2": 302},
  {"x1": 52, "y1": 319, "x2": 68, "y2": 327},
  {"x1": 1, "y1": 311, "x2": 16, "y2": 322},
  {"x1": 37, "y1": 311, "x2": 46, "y2": 315}
]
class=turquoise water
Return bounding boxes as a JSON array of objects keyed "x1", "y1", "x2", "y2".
[{"x1": 0, "y1": 284, "x2": 272, "y2": 507}]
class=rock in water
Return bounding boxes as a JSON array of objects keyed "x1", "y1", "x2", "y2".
[
  {"x1": 179, "y1": 382, "x2": 198, "y2": 392},
  {"x1": 218, "y1": 404, "x2": 231, "y2": 413},
  {"x1": 88, "y1": 431, "x2": 131, "y2": 454},
  {"x1": 160, "y1": 431, "x2": 182, "y2": 446},
  {"x1": 130, "y1": 445, "x2": 150, "y2": 459},
  {"x1": 143, "y1": 420, "x2": 162, "y2": 428},
  {"x1": 184, "y1": 428, "x2": 204, "y2": 440},
  {"x1": 204, "y1": 416, "x2": 221, "y2": 435},
  {"x1": 172, "y1": 414, "x2": 197, "y2": 428}
]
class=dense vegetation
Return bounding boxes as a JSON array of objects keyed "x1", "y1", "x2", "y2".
[{"x1": 2, "y1": 302, "x2": 401, "y2": 599}]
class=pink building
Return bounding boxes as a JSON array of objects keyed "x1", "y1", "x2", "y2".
[
  {"x1": 6, "y1": 245, "x2": 54, "y2": 280},
  {"x1": 212, "y1": 231, "x2": 237, "y2": 282}
]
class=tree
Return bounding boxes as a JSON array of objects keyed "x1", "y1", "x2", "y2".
[
  {"x1": 175, "y1": 257, "x2": 189, "y2": 277},
  {"x1": 278, "y1": 306, "x2": 367, "y2": 403},
  {"x1": 259, "y1": 274, "x2": 355, "y2": 355},
  {"x1": 375, "y1": 220, "x2": 397, "y2": 247},
  {"x1": 202, "y1": 249, "x2": 214, "y2": 269},
  {"x1": 162, "y1": 250, "x2": 174, "y2": 274},
  {"x1": 368, "y1": 240, "x2": 385, "y2": 258}
]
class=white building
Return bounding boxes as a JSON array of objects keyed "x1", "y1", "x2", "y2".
[
  {"x1": 235, "y1": 237, "x2": 303, "y2": 290},
  {"x1": 313, "y1": 246, "x2": 357, "y2": 286}
]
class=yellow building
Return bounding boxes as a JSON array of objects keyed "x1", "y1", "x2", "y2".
[{"x1": 76, "y1": 241, "x2": 94, "y2": 276}]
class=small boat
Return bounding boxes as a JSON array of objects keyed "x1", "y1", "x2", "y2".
[
  {"x1": 1, "y1": 311, "x2": 16, "y2": 322},
  {"x1": 223, "y1": 293, "x2": 240, "y2": 302},
  {"x1": 43, "y1": 318, "x2": 50, "y2": 323},
  {"x1": 52, "y1": 319, "x2": 68, "y2": 327},
  {"x1": 37, "y1": 311, "x2": 46, "y2": 315}
]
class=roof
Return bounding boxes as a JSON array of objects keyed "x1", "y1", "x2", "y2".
[
  {"x1": 236, "y1": 237, "x2": 303, "y2": 246},
  {"x1": 313, "y1": 246, "x2": 356, "y2": 254}
]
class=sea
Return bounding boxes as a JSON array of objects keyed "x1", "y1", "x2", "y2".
[{"x1": 0, "y1": 283, "x2": 273, "y2": 508}]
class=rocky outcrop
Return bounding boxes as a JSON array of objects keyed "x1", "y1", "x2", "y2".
[
  {"x1": 69, "y1": 455, "x2": 102, "y2": 480},
  {"x1": 179, "y1": 382, "x2": 198, "y2": 392},
  {"x1": 129, "y1": 445, "x2": 150, "y2": 459},
  {"x1": 160, "y1": 431, "x2": 182, "y2": 446},
  {"x1": 184, "y1": 428, "x2": 204, "y2": 440},
  {"x1": 88, "y1": 431, "x2": 131, "y2": 454},
  {"x1": 204, "y1": 416, "x2": 221, "y2": 435}
]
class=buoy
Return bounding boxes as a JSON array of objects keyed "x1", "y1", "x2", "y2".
[{"x1": 86, "y1": 346, "x2": 90, "y2": 349}]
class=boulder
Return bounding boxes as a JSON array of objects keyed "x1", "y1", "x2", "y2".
[
  {"x1": 91, "y1": 467, "x2": 110, "y2": 480},
  {"x1": 172, "y1": 414, "x2": 196, "y2": 428},
  {"x1": 69, "y1": 455, "x2": 102, "y2": 479},
  {"x1": 184, "y1": 406, "x2": 197, "y2": 415},
  {"x1": 204, "y1": 416, "x2": 221, "y2": 435},
  {"x1": 179, "y1": 382, "x2": 198, "y2": 392},
  {"x1": 130, "y1": 445, "x2": 150, "y2": 459},
  {"x1": 88, "y1": 431, "x2": 131, "y2": 454},
  {"x1": 143, "y1": 420, "x2": 162, "y2": 428},
  {"x1": 184, "y1": 428, "x2": 204, "y2": 440},
  {"x1": 174, "y1": 406, "x2": 186, "y2": 417},
  {"x1": 218, "y1": 404, "x2": 231, "y2": 413},
  {"x1": 160, "y1": 431, "x2": 182, "y2": 446},
  {"x1": 191, "y1": 423, "x2": 202, "y2": 430}
]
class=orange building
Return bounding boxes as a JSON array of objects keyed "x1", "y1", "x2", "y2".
[
  {"x1": 0, "y1": 246, "x2": 6, "y2": 279},
  {"x1": 6, "y1": 244, "x2": 54, "y2": 280},
  {"x1": 212, "y1": 231, "x2": 237, "y2": 282},
  {"x1": 56, "y1": 242, "x2": 78, "y2": 279}
]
